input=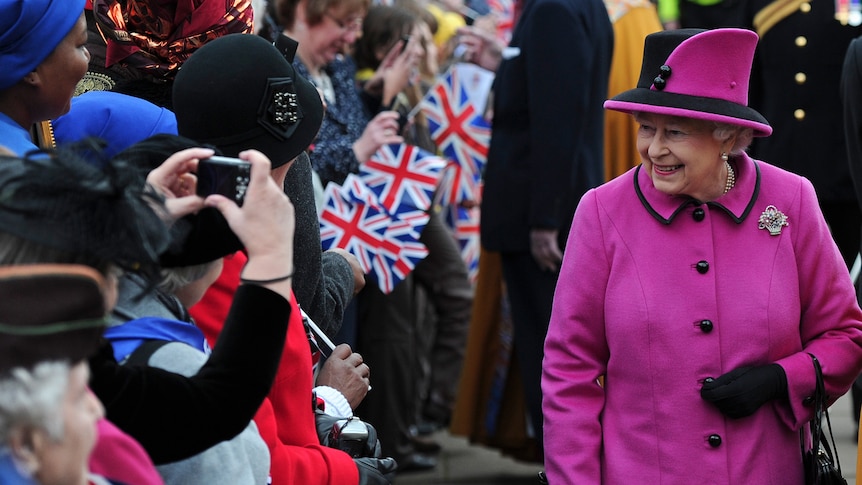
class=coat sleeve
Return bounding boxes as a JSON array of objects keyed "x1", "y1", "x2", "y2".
[
  {"x1": 542, "y1": 189, "x2": 611, "y2": 483},
  {"x1": 261, "y1": 292, "x2": 360, "y2": 484},
  {"x1": 284, "y1": 152, "x2": 354, "y2": 334},
  {"x1": 89, "y1": 284, "x2": 289, "y2": 464},
  {"x1": 774, "y1": 177, "x2": 862, "y2": 429}
]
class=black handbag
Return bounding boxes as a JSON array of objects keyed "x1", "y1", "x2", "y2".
[{"x1": 800, "y1": 354, "x2": 847, "y2": 485}]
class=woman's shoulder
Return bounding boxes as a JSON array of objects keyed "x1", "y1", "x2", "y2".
[
  {"x1": 753, "y1": 158, "x2": 813, "y2": 193},
  {"x1": 594, "y1": 166, "x2": 639, "y2": 196}
]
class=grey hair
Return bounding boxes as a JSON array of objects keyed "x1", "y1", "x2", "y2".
[
  {"x1": 158, "y1": 260, "x2": 221, "y2": 295},
  {"x1": 712, "y1": 122, "x2": 754, "y2": 156},
  {"x1": 0, "y1": 362, "x2": 69, "y2": 444}
]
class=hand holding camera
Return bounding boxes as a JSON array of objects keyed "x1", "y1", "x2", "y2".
[{"x1": 203, "y1": 150, "x2": 295, "y2": 293}]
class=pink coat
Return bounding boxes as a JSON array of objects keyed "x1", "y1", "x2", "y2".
[{"x1": 542, "y1": 154, "x2": 862, "y2": 484}]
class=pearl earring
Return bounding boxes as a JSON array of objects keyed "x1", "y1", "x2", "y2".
[{"x1": 721, "y1": 152, "x2": 729, "y2": 162}]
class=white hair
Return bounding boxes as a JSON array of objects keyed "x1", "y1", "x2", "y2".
[
  {"x1": 158, "y1": 259, "x2": 221, "y2": 295},
  {"x1": 0, "y1": 362, "x2": 70, "y2": 444},
  {"x1": 711, "y1": 122, "x2": 754, "y2": 156}
]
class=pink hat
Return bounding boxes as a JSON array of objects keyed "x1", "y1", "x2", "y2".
[{"x1": 604, "y1": 28, "x2": 772, "y2": 137}]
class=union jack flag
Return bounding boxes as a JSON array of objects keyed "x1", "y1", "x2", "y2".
[
  {"x1": 435, "y1": 160, "x2": 482, "y2": 206},
  {"x1": 419, "y1": 65, "x2": 491, "y2": 186},
  {"x1": 359, "y1": 143, "x2": 447, "y2": 216},
  {"x1": 486, "y1": 0, "x2": 515, "y2": 43},
  {"x1": 370, "y1": 218, "x2": 430, "y2": 293},
  {"x1": 340, "y1": 173, "x2": 384, "y2": 210},
  {"x1": 319, "y1": 183, "x2": 390, "y2": 274},
  {"x1": 443, "y1": 205, "x2": 481, "y2": 283}
]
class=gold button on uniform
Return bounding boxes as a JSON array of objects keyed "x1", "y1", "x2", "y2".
[
  {"x1": 796, "y1": 36, "x2": 808, "y2": 47},
  {"x1": 800, "y1": 2, "x2": 811, "y2": 12},
  {"x1": 795, "y1": 72, "x2": 807, "y2": 84},
  {"x1": 794, "y1": 109, "x2": 806, "y2": 120}
]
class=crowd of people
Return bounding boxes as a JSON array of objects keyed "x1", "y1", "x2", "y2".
[{"x1": 3, "y1": 0, "x2": 862, "y2": 484}]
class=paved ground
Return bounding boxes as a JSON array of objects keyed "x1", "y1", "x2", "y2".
[{"x1": 396, "y1": 392, "x2": 860, "y2": 484}]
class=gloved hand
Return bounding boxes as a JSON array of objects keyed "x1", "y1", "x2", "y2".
[
  {"x1": 700, "y1": 364, "x2": 788, "y2": 418},
  {"x1": 315, "y1": 412, "x2": 382, "y2": 458},
  {"x1": 355, "y1": 457, "x2": 398, "y2": 485}
]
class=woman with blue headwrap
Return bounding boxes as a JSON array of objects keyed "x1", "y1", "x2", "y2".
[{"x1": 0, "y1": 0, "x2": 89, "y2": 155}]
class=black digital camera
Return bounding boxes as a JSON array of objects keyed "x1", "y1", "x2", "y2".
[{"x1": 196, "y1": 156, "x2": 251, "y2": 206}]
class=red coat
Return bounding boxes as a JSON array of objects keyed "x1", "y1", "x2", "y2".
[{"x1": 190, "y1": 252, "x2": 358, "y2": 485}]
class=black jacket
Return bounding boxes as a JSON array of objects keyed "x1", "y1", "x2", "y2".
[
  {"x1": 744, "y1": 0, "x2": 862, "y2": 202},
  {"x1": 479, "y1": 0, "x2": 613, "y2": 252},
  {"x1": 89, "y1": 283, "x2": 289, "y2": 464}
]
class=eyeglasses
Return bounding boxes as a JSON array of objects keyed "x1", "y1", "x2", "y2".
[{"x1": 324, "y1": 11, "x2": 363, "y2": 33}]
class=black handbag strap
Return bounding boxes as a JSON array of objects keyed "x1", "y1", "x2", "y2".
[{"x1": 806, "y1": 353, "x2": 843, "y2": 476}]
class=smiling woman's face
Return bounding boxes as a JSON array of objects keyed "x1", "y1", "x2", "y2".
[{"x1": 635, "y1": 112, "x2": 735, "y2": 202}]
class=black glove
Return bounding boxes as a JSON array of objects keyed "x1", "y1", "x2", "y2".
[
  {"x1": 700, "y1": 364, "x2": 788, "y2": 418},
  {"x1": 355, "y1": 457, "x2": 398, "y2": 485},
  {"x1": 315, "y1": 412, "x2": 382, "y2": 458}
]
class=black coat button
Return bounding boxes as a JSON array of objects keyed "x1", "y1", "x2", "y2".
[
  {"x1": 708, "y1": 434, "x2": 722, "y2": 447},
  {"x1": 696, "y1": 261, "x2": 709, "y2": 274},
  {"x1": 693, "y1": 207, "x2": 705, "y2": 221},
  {"x1": 699, "y1": 320, "x2": 714, "y2": 333}
]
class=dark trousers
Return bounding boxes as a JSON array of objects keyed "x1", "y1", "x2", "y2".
[
  {"x1": 356, "y1": 211, "x2": 473, "y2": 461},
  {"x1": 412, "y1": 211, "x2": 474, "y2": 422},
  {"x1": 356, "y1": 275, "x2": 426, "y2": 462},
  {"x1": 500, "y1": 251, "x2": 559, "y2": 449}
]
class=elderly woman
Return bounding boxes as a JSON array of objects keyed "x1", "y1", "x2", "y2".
[
  {"x1": 542, "y1": 28, "x2": 862, "y2": 484},
  {"x1": 0, "y1": 265, "x2": 112, "y2": 485}
]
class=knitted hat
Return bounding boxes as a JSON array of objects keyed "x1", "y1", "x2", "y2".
[
  {"x1": 0, "y1": 0, "x2": 86, "y2": 90},
  {"x1": 604, "y1": 28, "x2": 772, "y2": 137},
  {"x1": 173, "y1": 33, "x2": 324, "y2": 167},
  {"x1": 0, "y1": 264, "x2": 109, "y2": 374}
]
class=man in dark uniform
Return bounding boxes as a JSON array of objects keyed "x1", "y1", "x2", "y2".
[
  {"x1": 742, "y1": 0, "x2": 862, "y2": 269},
  {"x1": 744, "y1": 0, "x2": 862, "y2": 425},
  {"x1": 458, "y1": 0, "x2": 613, "y2": 449}
]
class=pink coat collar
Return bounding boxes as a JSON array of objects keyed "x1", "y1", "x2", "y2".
[{"x1": 634, "y1": 153, "x2": 761, "y2": 225}]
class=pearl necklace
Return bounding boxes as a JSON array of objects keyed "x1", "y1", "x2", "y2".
[{"x1": 724, "y1": 161, "x2": 736, "y2": 194}]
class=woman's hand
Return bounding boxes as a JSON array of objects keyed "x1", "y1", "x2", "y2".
[
  {"x1": 352, "y1": 111, "x2": 404, "y2": 163},
  {"x1": 700, "y1": 364, "x2": 788, "y2": 418},
  {"x1": 204, "y1": 150, "x2": 295, "y2": 294},
  {"x1": 381, "y1": 36, "x2": 421, "y2": 107},
  {"x1": 316, "y1": 344, "x2": 371, "y2": 409},
  {"x1": 364, "y1": 36, "x2": 421, "y2": 106},
  {"x1": 146, "y1": 147, "x2": 212, "y2": 220}
]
